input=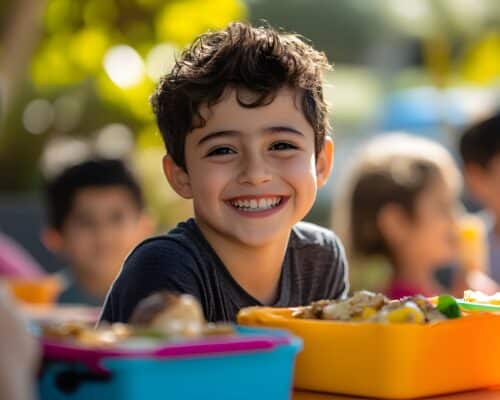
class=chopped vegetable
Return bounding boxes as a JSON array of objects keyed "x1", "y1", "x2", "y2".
[
  {"x1": 385, "y1": 302, "x2": 425, "y2": 323},
  {"x1": 437, "y1": 295, "x2": 461, "y2": 319}
]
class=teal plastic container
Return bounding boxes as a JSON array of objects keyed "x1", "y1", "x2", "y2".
[{"x1": 38, "y1": 326, "x2": 301, "y2": 400}]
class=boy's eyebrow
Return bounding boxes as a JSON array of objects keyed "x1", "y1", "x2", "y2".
[
  {"x1": 197, "y1": 126, "x2": 304, "y2": 146},
  {"x1": 197, "y1": 130, "x2": 238, "y2": 146},
  {"x1": 265, "y1": 126, "x2": 304, "y2": 136}
]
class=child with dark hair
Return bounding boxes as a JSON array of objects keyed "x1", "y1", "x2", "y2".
[
  {"x1": 459, "y1": 112, "x2": 500, "y2": 282},
  {"x1": 43, "y1": 159, "x2": 153, "y2": 305},
  {"x1": 334, "y1": 134, "x2": 462, "y2": 298},
  {"x1": 101, "y1": 22, "x2": 348, "y2": 323}
]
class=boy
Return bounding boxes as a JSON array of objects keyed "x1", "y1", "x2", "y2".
[
  {"x1": 459, "y1": 112, "x2": 500, "y2": 282},
  {"x1": 43, "y1": 159, "x2": 153, "y2": 306},
  {"x1": 101, "y1": 22, "x2": 349, "y2": 323}
]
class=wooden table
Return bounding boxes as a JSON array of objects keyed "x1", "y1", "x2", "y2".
[{"x1": 293, "y1": 387, "x2": 500, "y2": 399}]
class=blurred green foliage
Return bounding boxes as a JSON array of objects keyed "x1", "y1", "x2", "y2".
[{"x1": 0, "y1": 0, "x2": 245, "y2": 227}]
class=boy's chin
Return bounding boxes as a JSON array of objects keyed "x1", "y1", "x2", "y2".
[
  {"x1": 230, "y1": 226, "x2": 289, "y2": 248},
  {"x1": 76, "y1": 262, "x2": 120, "y2": 278}
]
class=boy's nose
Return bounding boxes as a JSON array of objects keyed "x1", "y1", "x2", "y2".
[{"x1": 237, "y1": 154, "x2": 272, "y2": 185}]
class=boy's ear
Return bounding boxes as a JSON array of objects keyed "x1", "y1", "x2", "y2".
[
  {"x1": 316, "y1": 136, "x2": 334, "y2": 188},
  {"x1": 41, "y1": 228, "x2": 64, "y2": 253},
  {"x1": 162, "y1": 155, "x2": 193, "y2": 199}
]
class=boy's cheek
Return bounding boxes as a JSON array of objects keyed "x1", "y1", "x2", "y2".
[
  {"x1": 43, "y1": 226, "x2": 89, "y2": 260},
  {"x1": 63, "y1": 237, "x2": 93, "y2": 263},
  {"x1": 282, "y1": 156, "x2": 316, "y2": 177},
  {"x1": 57, "y1": 226, "x2": 100, "y2": 259}
]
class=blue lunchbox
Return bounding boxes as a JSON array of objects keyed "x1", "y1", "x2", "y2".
[{"x1": 38, "y1": 326, "x2": 302, "y2": 400}]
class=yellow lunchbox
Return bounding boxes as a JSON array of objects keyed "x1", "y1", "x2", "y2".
[{"x1": 237, "y1": 306, "x2": 500, "y2": 399}]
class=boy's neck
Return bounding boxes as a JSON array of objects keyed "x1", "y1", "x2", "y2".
[
  {"x1": 196, "y1": 219, "x2": 290, "y2": 305},
  {"x1": 73, "y1": 271, "x2": 110, "y2": 301}
]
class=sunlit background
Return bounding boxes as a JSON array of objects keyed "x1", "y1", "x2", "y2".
[{"x1": 0, "y1": 0, "x2": 499, "y2": 276}]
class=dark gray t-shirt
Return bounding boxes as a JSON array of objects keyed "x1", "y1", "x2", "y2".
[{"x1": 100, "y1": 218, "x2": 349, "y2": 323}]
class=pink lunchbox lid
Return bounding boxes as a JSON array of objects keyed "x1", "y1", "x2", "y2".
[{"x1": 42, "y1": 333, "x2": 291, "y2": 374}]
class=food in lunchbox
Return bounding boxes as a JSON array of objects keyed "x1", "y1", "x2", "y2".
[
  {"x1": 463, "y1": 289, "x2": 500, "y2": 305},
  {"x1": 41, "y1": 291, "x2": 234, "y2": 347},
  {"x1": 130, "y1": 291, "x2": 234, "y2": 338},
  {"x1": 436, "y1": 294, "x2": 461, "y2": 318},
  {"x1": 293, "y1": 290, "x2": 458, "y2": 323},
  {"x1": 130, "y1": 291, "x2": 205, "y2": 338},
  {"x1": 42, "y1": 321, "x2": 132, "y2": 346}
]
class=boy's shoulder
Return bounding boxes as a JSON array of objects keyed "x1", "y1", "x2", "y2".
[
  {"x1": 287, "y1": 221, "x2": 349, "y2": 303},
  {"x1": 290, "y1": 221, "x2": 342, "y2": 250},
  {"x1": 138, "y1": 217, "x2": 200, "y2": 247},
  {"x1": 123, "y1": 218, "x2": 206, "y2": 270},
  {"x1": 101, "y1": 219, "x2": 212, "y2": 323}
]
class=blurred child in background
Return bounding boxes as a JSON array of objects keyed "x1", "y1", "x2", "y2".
[
  {"x1": 459, "y1": 112, "x2": 500, "y2": 284},
  {"x1": 42, "y1": 159, "x2": 153, "y2": 306},
  {"x1": 0, "y1": 284, "x2": 39, "y2": 400},
  {"x1": 334, "y1": 133, "x2": 463, "y2": 298}
]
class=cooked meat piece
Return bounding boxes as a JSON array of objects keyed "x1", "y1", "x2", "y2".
[{"x1": 130, "y1": 291, "x2": 205, "y2": 338}]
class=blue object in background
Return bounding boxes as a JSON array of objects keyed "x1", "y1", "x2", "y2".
[
  {"x1": 378, "y1": 87, "x2": 467, "y2": 140},
  {"x1": 38, "y1": 326, "x2": 302, "y2": 400}
]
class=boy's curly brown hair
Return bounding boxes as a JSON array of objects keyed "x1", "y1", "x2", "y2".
[{"x1": 151, "y1": 22, "x2": 331, "y2": 170}]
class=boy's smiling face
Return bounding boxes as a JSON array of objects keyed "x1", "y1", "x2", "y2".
[{"x1": 163, "y1": 86, "x2": 333, "y2": 248}]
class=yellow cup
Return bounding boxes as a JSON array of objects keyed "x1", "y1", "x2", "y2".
[{"x1": 458, "y1": 214, "x2": 489, "y2": 273}]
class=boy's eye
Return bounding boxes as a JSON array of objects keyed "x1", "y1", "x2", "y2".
[
  {"x1": 206, "y1": 147, "x2": 236, "y2": 157},
  {"x1": 110, "y1": 210, "x2": 127, "y2": 225},
  {"x1": 74, "y1": 216, "x2": 94, "y2": 229},
  {"x1": 269, "y1": 142, "x2": 298, "y2": 151}
]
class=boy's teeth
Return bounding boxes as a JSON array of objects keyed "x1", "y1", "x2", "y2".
[{"x1": 231, "y1": 197, "x2": 282, "y2": 211}]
